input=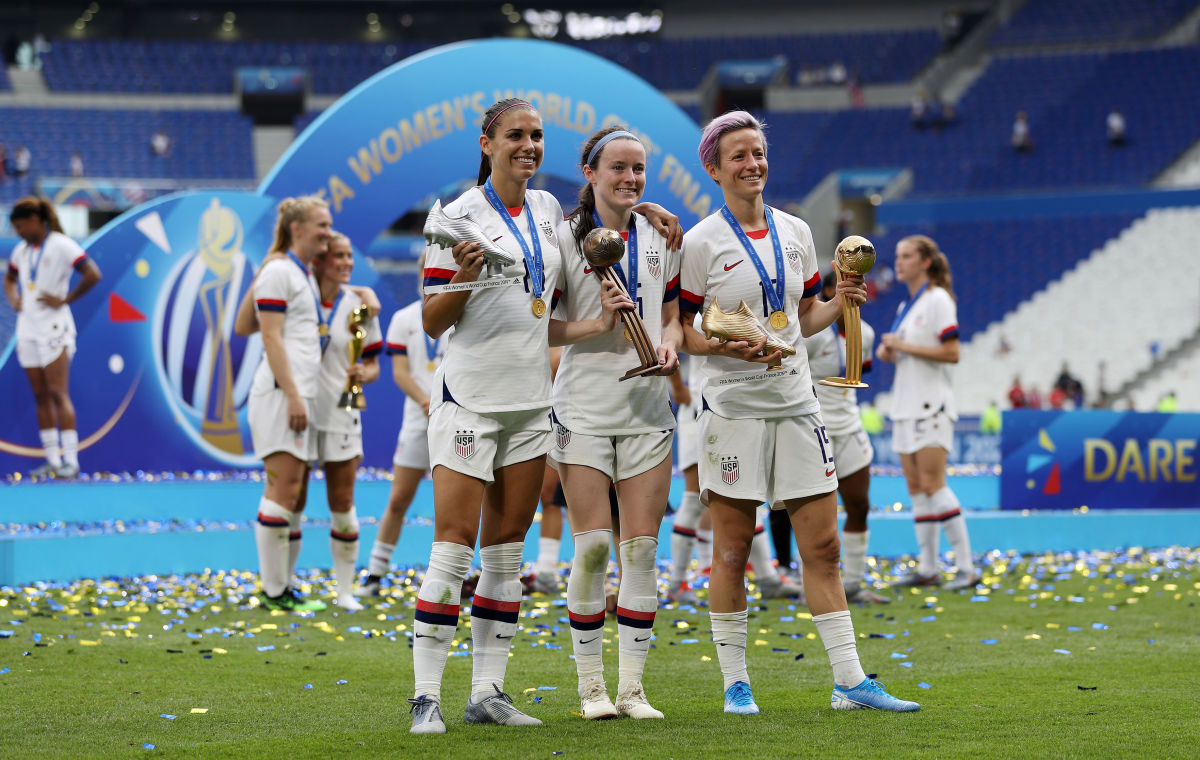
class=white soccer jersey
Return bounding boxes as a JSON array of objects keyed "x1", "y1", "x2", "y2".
[
  {"x1": 806, "y1": 319, "x2": 875, "y2": 436},
  {"x1": 423, "y1": 187, "x2": 564, "y2": 414},
  {"x1": 385, "y1": 300, "x2": 448, "y2": 430},
  {"x1": 314, "y1": 287, "x2": 384, "y2": 434},
  {"x1": 251, "y1": 254, "x2": 322, "y2": 399},
  {"x1": 552, "y1": 214, "x2": 679, "y2": 435},
  {"x1": 888, "y1": 284, "x2": 958, "y2": 421},
  {"x1": 8, "y1": 231, "x2": 88, "y2": 340},
  {"x1": 679, "y1": 208, "x2": 822, "y2": 420}
]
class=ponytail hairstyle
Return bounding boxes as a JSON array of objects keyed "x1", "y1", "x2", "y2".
[
  {"x1": 269, "y1": 195, "x2": 329, "y2": 255},
  {"x1": 698, "y1": 110, "x2": 767, "y2": 175},
  {"x1": 477, "y1": 98, "x2": 536, "y2": 186},
  {"x1": 8, "y1": 196, "x2": 64, "y2": 234},
  {"x1": 566, "y1": 125, "x2": 644, "y2": 252},
  {"x1": 901, "y1": 234, "x2": 955, "y2": 300}
]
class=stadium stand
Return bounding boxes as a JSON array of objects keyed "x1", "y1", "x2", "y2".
[
  {"x1": 990, "y1": 0, "x2": 1198, "y2": 48},
  {"x1": 0, "y1": 66, "x2": 11, "y2": 92}
]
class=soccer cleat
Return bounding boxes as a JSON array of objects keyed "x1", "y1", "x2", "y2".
[
  {"x1": 54, "y1": 462, "x2": 80, "y2": 478},
  {"x1": 461, "y1": 573, "x2": 480, "y2": 600},
  {"x1": 944, "y1": 569, "x2": 982, "y2": 591},
  {"x1": 336, "y1": 595, "x2": 364, "y2": 612},
  {"x1": 667, "y1": 582, "x2": 697, "y2": 606},
  {"x1": 831, "y1": 678, "x2": 920, "y2": 712},
  {"x1": 464, "y1": 684, "x2": 543, "y2": 726},
  {"x1": 616, "y1": 682, "x2": 664, "y2": 720},
  {"x1": 359, "y1": 574, "x2": 382, "y2": 597},
  {"x1": 521, "y1": 570, "x2": 557, "y2": 595},
  {"x1": 844, "y1": 584, "x2": 891, "y2": 604},
  {"x1": 423, "y1": 200, "x2": 516, "y2": 269},
  {"x1": 408, "y1": 695, "x2": 446, "y2": 734},
  {"x1": 578, "y1": 675, "x2": 618, "y2": 720},
  {"x1": 723, "y1": 681, "x2": 760, "y2": 715},
  {"x1": 759, "y1": 576, "x2": 805, "y2": 601},
  {"x1": 258, "y1": 589, "x2": 327, "y2": 612},
  {"x1": 890, "y1": 572, "x2": 941, "y2": 588},
  {"x1": 29, "y1": 461, "x2": 57, "y2": 478}
]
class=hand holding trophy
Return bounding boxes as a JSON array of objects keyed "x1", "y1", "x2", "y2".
[
  {"x1": 818, "y1": 235, "x2": 875, "y2": 389},
  {"x1": 423, "y1": 200, "x2": 516, "y2": 279},
  {"x1": 338, "y1": 303, "x2": 371, "y2": 410},
  {"x1": 701, "y1": 300, "x2": 796, "y2": 371},
  {"x1": 582, "y1": 227, "x2": 662, "y2": 381}
]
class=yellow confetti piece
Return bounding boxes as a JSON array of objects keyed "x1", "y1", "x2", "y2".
[
  {"x1": 676, "y1": 621, "x2": 689, "y2": 629},
  {"x1": 1125, "y1": 598, "x2": 1139, "y2": 605},
  {"x1": 190, "y1": 708, "x2": 208, "y2": 714},
  {"x1": 523, "y1": 688, "x2": 537, "y2": 694},
  {"x1": 260, "y1": 624, "x2": 278, "y2": 630},
  {"x1": 924, "y1": 596, "x2": 938, "y2": 604},
  {"x1": 1163, "y1": 584, "x2": 1178, "y2": 591},
  {"x1": 1046, "y1": 623, "x2": 1060, "y2": 629},
  {"x1": 212, "y1": 648, "x2": 227, "y2": 654},
  {"x1": 758, "y1": 628, "x2": 770, "y2": 634},
  {"x1": 754, "y1": 640, "x2": 768, "y2": 646},
  {"x1": 80, "y1": 640, "x2": 99, "y2": 646},
  {"x1": 806, "y1": 632, "x2": 817, "y2": 640},
  {"x1": 701, "y1": 655, "x2": 711, "y2": 662},
  {"x1": 796, "y1": 612, "x2": 812, "y2": 620},
  {"x1": 1024, "y1": 633, "x2": 1041, "y2": 640},
  {"x1": 935, "y1": 607, "x2": 945, "y2": 613}
]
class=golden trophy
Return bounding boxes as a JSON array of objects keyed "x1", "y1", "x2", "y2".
[
  {"x1": 196, "y1": 198, "x2": 245, "y2": 454},
  {"x1": 582, "y1": 227, "x2": 662, "y2": 381},
  {"x1": 338, "y1": 303, "x2": 371, "y2": 410},
  {"x1": 701, "y1": 300, "x2": 796, "y2": 371},
  {"x1": 818, "y1": 235, "x2": 876, "y2": 389}
]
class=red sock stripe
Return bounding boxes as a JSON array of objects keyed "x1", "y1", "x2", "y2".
[
  {"x1": 672, "y1": 526, "x2": 697, "y2": 537},
  {"x1": 330, "y1": 530, "x2": 359, "y2": 542},
  {"x1": 471, "y1": 595, "x2": 521, "y2": 614},
  {"x1": 915, "y1": 508, "x2": 962, "y2": 523},
  {"x1": 753, "y1": 524, "x2": 765, "y2": 535},
  {"x1": 416, "y1": 598, "x2": 461, "y2": 616},
  {"x1": 288, "y1": 531, "x2": 302, "y2": 540},
  {"x1": 257, "y1": 513, "x2": 289, "y2": 527},
  {"x1": 568, "y1": 609, "x2": 606, "y2": 624},
  {"x1": 615, "y1": 606, "x2": 656, "y2": 622}
]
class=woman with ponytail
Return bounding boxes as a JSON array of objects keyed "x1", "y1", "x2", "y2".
[
  {"x1": 877, "y1": 234, "x2": 979, "y2": 591},
  {"x1": 4, "y1": 196, "x2": 102, "y2": 478}
]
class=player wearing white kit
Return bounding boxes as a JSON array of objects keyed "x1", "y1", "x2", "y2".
[
  {"x1": 805, "y1": 271, "x2": 889, "y2": 604},
  {"x1": 3, "y1": 197, "x2": 102, "y2": 478},
  {"x1": 680, "y1": 111, "x2": 918, "y2": 716},
  {"x1": 551, "y1": 126, "x2": 682, "y2": 721},
  {"x1": 878, "y1": 234, "x2": 978, "y2": 591}
]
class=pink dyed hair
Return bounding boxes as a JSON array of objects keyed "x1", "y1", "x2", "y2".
[{"x1": 697, "y1": 110, "x2": 767, "y2": 169}]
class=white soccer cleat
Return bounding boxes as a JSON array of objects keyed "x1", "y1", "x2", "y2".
[
  {"x1": 759, "y1": 575, "x2": 805, "y2": 602},
  {"x1": 464, "y1": 684, "x2": 543, "y2": 726},
  {"x1": 844, "y1": 583, "x2": 892, "y2": 604},
  {"x1": 616, "y1": 682, "x2": 664, "y2": 720},
  {"x1": 423, "y1": 200, "x2": 516, "y2": 268},
  {"x1": 578, "y1": 675, "x2": 618, "y2": 720},
  {"x1": 336, "y1": 595, "x2": 364, "y2": 612},
  {"x1": 944, "y1": 569, "x2": 982, "y2": 591},
  {"x1": 408, "y1": 695, "x2": 446, "y2": 734}
]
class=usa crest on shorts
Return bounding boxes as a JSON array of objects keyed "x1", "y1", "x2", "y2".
[
  {"x1": 455, "y1": 429, "x2": 476, "y2": 459},
  {"x1": 555, "y1": 422, "x2": 571, "y2": 450},
  {"x1": 645, "y1": 251, "x2": 661, "y2": 279},
  {"x1": 721, "y1": 455, "x2": 740, "y2": 485}
]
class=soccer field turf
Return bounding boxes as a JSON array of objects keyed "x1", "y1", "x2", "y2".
[{"x1": 2, "y1": 548, "x2": 1197, "y2": 759}]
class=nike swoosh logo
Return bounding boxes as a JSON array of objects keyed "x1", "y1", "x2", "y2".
[
  {"x1": 825, "y1": 467, "x2": 836, "y2": 477},
  {"x1": 724, "y1": 260, "x2": 743, "y2": 271},
  {"x1": 579, "y1": 637, "x2": 598, "y2": 645},
  {"x1": 634, "y1": 634, "x2": 652, "y2": 642},
  {"x1": 495, "y1": 634, "x2": 513, "y2": 640},
  {"x1": 584, "y1": 266, "x2": 593, "y2": 274},
  {"x1": 414, "y1": 633, "x2": 431, "y2": 638},
  {"x1": 492, "y1": 236, "x2": 503, "y2": 242}
]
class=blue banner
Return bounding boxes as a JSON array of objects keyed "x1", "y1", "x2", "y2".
[{"x1": 1000, "y1": 410, "x2": 1199, "y2": 510}]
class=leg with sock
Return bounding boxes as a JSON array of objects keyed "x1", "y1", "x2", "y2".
[
  {"x1": 615, "y1": 536, "x2": 663, "y2": 719},
  {"x1": 287, "y1": 510, "x2": 303, "y2": 591},
  {"x1": 330, "y1": 507, "x2": 362, "y2": 610},
  {"x1": 933, "y1": 486, "x2": 979, "y2": 588},
  {"x1": 568, "y1": 529, "x2": 616, "y2": 719},
  {"x1": 820, "y1": 608, "x2": 921, "y2": 712},
  {"x1": 410, "y1": 541, "x2": 474, "y2": 734},
  {"x1": 38, "y1": 428, "x2": 62, "y2": 472},
  {"x1": 669, "y1": 490, "x2": 703, "y2": 602},
  {"x1": 256, "y1": 497, "x2": 292, "y2": 600},
  {"x1": 59, "y1": 429, "x2": 79, "y2": 475}
]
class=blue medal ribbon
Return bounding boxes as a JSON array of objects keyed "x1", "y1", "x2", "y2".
[
  {"x1": 27, "y1": 243, "x2": 46, "y2": 290},
  {"x1": 481, "y1": 179, "x2": 544, "y2": 300},
  {"x1": 719, "y1": 205, "x2": 785, "y2": 318},
  {"x1": 591, "y1": 210, "x2": 638, "y2": 304},
  {"x1": 423, "y1": 331, "x2": 440, "y2": 364},
  {"x1": 286, "y1": 250, "x2": 325, "y2": 346},
  {"x1": 317, "y1": 288, "x2": 344, "y2": 355},
  {"x1": 889, "y1": 282, "x2": 928, "y2": 333}
]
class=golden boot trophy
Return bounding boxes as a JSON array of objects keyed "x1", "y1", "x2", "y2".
[
  {"x1": 819, "y1": 235, "x2": 876, "y2": 389},
  {"x1": 582, "y1": 227, "x2": 662, "y2": 381},
  {"x1": 338, "y1": 303, "x2": 371, "y2": 410},
  {"x1": 701, "y1": 300, "x2": 796, "y2": 371}
]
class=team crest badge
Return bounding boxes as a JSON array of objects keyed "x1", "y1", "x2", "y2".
[
  {"x1": 721, "y1": 455, "x2": 740, "y2": 485},
  {"x1": 645, "y1": 252, "x2": 661, "y2": 279},
  {"x1": 539, "y1": 219, "x2": 556, "y2": 242},
  {"x1": 786, "y1": 249, "x2": 802, "y2": 275},
  {"x1": 555, "y1": 423, "x2": 571, "y2": 449},
  {"x1": 455, "y1": 429, "x2": 476, "y2": 459}
]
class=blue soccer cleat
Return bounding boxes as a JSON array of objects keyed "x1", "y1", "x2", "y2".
[
  {"x1": 831, "y1": 678, "x2": 921, "y2": 712},
  {"x1": 723, "y1": 681, "x2": 760, "y2": 715}
]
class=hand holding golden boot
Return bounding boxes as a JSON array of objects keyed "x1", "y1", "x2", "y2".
[
  {"x1": 582, "y1": 227, "x2": 662, "y2": 381},
  {"x1": 338, "y1": 303, "x2": 371, "y2": 410},
  {"x1": 701, "y1": 300, "x2": 796, "y2": 371},
  {"x1": 819, "y1": 235, "x2": 875, "y2": 389}
]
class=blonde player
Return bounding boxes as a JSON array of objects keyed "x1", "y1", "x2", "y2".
[
  {"x1": 4, "y1": 197, "x2": 102, "y2": 478},
  {"x1": 552, "y1": 126, "x2": 681, "y2": 721},
  {"x1": 679, "y1": 111, "x2": 918, "y2": 715},
  {"x1": 877, "y1": 235, "x2": 978, "y2": 591}
]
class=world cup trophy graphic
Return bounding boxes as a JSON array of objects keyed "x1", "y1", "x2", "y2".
[{"x1": 195, "y1": 198, "x2": 245, "y2": 453}]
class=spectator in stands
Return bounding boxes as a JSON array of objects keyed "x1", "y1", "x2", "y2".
[
  {"x1": 980, "y1": 401, "x2": 1001, "y2": 433},
  {"x1": 151, "y1": 130, "x2": 172, "y2": 157},
  {"x1": 828, "y1": 61, "x2": 847, "y2": 85},
  {"x1": 911, "y1": 91, "x2": 930, "y2": 129},
  {"x1": 1054, "y1": 363, "x2": 1084, "y2": 408},
  {"x1": 14, "y1": 145, "x2": 31, "y2": 178},
  {"x1": 848, "y1": 74, "x2": 865, "y2": 108},
  {"x1": 69, "y1": 152, "x2": 84, "y2": 178},
  {"x1": 996, "y1": 333, "x2": 1012, "y2": 356},
  {"x1": 1157, "y1": 391, "x2": 1177, "y2": 413},
  {"x1": 1048, "y1": 385, "x2": 1068, "y2": 409},
  {"x1": 0, "y1": 143, "x2": 10, "y2": 181},
  {"x1": 1107, "y1": 109, "x2": 1126, "y2": 147},
  {"x1": 1026, "y1": 385, "x2": 1043, "y2": 409},
  {"x1": 1012, "y1": 111, "x2": 1032, "y2": 152},
  {"x1": 1007, "y1": 376, "x2": 1026, "y2": 408}
]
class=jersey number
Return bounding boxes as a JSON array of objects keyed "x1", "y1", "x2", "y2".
[{"x1": 813, "y1": 425, "x2": 832, "y2": 464}]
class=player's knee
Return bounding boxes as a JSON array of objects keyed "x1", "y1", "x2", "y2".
[
  {"x1": 807, "y1": 531, "x2": 842, "y2": 569},
  {"x1": 715, "y1": 537, "x2": 751, "y2": 570}
]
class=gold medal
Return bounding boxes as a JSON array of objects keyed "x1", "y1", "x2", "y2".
[
  {"x1": 426, "y1": 360, "x2": 436, "y2": 372},
  {"x1": 27, "y1": 282, "x2": 35, "y2": 291},
  {"x1": 318, "y1": 324, "x2": 329, "y2": 337},
  {"x1": 531, "y1": 297, "x2": 547, "y2": 318},
  {"x1": 769, "y1": 310, "x2": 788, "y2": 330}
]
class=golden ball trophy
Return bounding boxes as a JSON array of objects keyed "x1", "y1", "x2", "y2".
[
  {"x1": 582, "y1": 227, "x2": 662, "y2": 381},
  {"x1": 338, "y1": 303, "x2": 371, "y2": 410},
  {"x1": 818, "y1": 235, "x2": 876, "y2": 389}
]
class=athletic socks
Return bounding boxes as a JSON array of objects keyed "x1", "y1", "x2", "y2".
[
  {"x1": 669, "y1": 491, "x2": 703, "y2": 591},
  {"x1": 932, "y1": 486, "x2": 975, "y2": 575},
  {"x1": 748, "y1": 511, "x2": 780, "y2": 583},
  {"x1": 330, "y1": 507, "x2": 360, "y2": 600},
  {"x1": 367, "y1": 538, "x2": 396, "y2": 578},
  {"x1": 616, "y1": 537, "x2": 658, "y2": 691},
  {"x1": 912, "y1": 492, "x2": 940, "y2": 577},
  {"x1": 710, "y1": 609, "x2": 749, "y2": 691},
  {"x1": 255, "y1": 497, "x2": 292, "y2": 598},
  {"x1": 287, "y1": 510, "x2": 303, "y2": 586},
  {"x1": 470, "y1": 542, "x2": 523, "y2": 698},
  {"x1": 813, "y1": 610, "x2": 868, "y2": 689},
  {"x1": 568, "y1": 529, "x2": 612, "y2": 681},
  {"x1": 535, "y1": 537, "x2": 561, "y2": 576},
  {"x1": 39, "y1": 429, "x2": 62, "y2": 468},
  {"x1": 412, "y1": 541, "x2": 473, "y2": 700},
  {"x1": 697, "y1": 528, "x2": 714, "y2": 575},
  {"x1": 59, "y1": 429, "x2": 79, "y2": 467},
  {"x1": 842, "y1": 530, "x2": 869, "y2": 588}
]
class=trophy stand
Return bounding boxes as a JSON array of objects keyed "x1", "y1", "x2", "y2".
[
  {"x1": 819, "y1": 235, "x2": 876, "y2": 390},
  {"x1": 582, "y1": 228, "x2": 661, "y2": 381}
]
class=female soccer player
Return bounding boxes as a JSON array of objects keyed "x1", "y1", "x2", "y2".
[
  {"x1": 877, "y1": 234, "x2": 978, "y2": 591},
  {"x1": 4, "y1": 197, "x2": 102, "y2": 478},
  {"x1": 678, "y1": 111, "x2": 919, "y2": 715},
  {"x1": 552, "y1": 125, "x2": 681, "y2": 721}
]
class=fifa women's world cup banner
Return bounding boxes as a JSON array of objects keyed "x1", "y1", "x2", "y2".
[{"x1": 1000, "y1": 409, "x2": 1199, "y2": 510}]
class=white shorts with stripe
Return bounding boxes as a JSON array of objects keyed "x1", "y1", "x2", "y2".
[
  {"x1": 892, "y1": 411, "x2": 954, "y2": 455},
  {"x1": 427, "y1": 402, "x2": 552, "y2": 484},
  {"x1": 16, "y1": 330, "x2": 76, "y2": 369},
  {"x1": 675, "y1": 398, "x2": 700, "y2": 472},
  {"x1": 831, "y1": 424, "x2": 874, "y2": 478},
  {"x1": 248, "y1": 389, "x2": 317, "y2": 463},
  {"x1": 316, "y1": 429, "x2": 363, "y2": 465},
  {"x1": 393, "y1": 418, "x2": 431, "y2": 471},
  {"x1": 548, "y1": 422, "x2": 673, "y2": 482}
]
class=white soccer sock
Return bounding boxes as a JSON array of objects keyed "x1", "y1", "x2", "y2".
[
  {"x1": 568, "y1": 529, "x2": 611, "y2": 682},
  {"x1": 813, "y1": 610, "x2": 867, "y2": 689},
  {"x1": 59, "y1": 429, "x2": 79, "y2": 467},
  {"x1": 912, "y1": 493, "x2": 940, "y2": 577},
  {"x1": 932, "y1": 486, "x2": 975, "y2": 574},
  {"x1": 697, "y1": 528, "x2": 714, "y2": 575},
  {"x1": 254, "y1": 498, "x2": 292, "y2": 598},
  {"x1": 669, "y1": 491, "x2": 703, "y2": 590},
  {"x1": 749, "y1": 511, "x2": 779, "y2": 583},
  {"x1": 842, "y1": 530, "x2": 869, "y2": 589},
  {"x1": 367, "y1": 539, "x2": 395, "y2": 578},
  {"x1": 330, "y1": 507, "x2": 360, "y2": 600},
  {"x1": 412, "y1": 541, "x2": 473, "y2": 700},
  {"x1": 616, "y1": 536, "x2": 658, "y2": 691},
  {"x1": 39, "y1": 429, "x2": 62, "y2": 468},
  {"x1": 535, "y1": 537, "x2": 561, "y2": 576},
  {"x1": 287, "y1": 510, "x2": 303, "y2": 586},
  {"x1": 711, "y1": 609, "x2": 749, "y2": 691},
  {"x1": 470, "y1": 542, "x2": 524, "y2": 698}
]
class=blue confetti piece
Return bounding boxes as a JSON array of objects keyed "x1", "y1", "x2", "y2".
[
  {"x1": 1092, "y1": 623, "x2": 1109, "y2": 630},
  {"x1": 1067, "y1": 626, "x2": 1082, "y2": 632},
  {"x1": 537, "y1": 686, "x2": 557, "y2": 691},
  {"x1": 900, "y1": 662, "x2": 913, "y2": 668},
  {"x1": 303, "y1": 684, "x2": 313, "y2": 689},
  {"x1": 186, "y1": 632, "x2": 202, "y2": 639},
  {"x1": 33, "y1": 634, "x2": 41, "y2": 643},
  {"x1": 680, "y1": 638, "x2": 698, "y2": 644},
  {"x1": 256, "y1": 645, "x2": 275, "y2": 652},
  {"x1": 779, "y1": 616, "x2": 795, "y2": 622},
  {"x1": 160, "y1": 714, "x2": 176, "y2": 720},
  {"x1": 336, "y1": 680, "x2": 348, "y2": 685},
  {"x1": 890, "y1": 652, "x2": 908, "y2": 659},
  {"x1": 920, "y1": 616, "x2": 937, "y2": 622},
  {"x1": 1148, "y1": 639, "x2": 1155, "y2": 644},
  {"x1": 869, "y1": 633, "x2": 896, "y2": 639},
  {"x1": 1053, "y1": 649, "x2": 1071, "y2": 655},
  {"x1": 143, "y1": 744, "x2": 156, "y2": 750},
  {"x1": 1068, "y1": 596, "x2": 1085, "y2": 603},
  {"x1": 969, "y1": 595, "x2": 989, "y2": 602},
  {"x1": 918, "y1": 682, "x2": 932, "y2": 689},
  {"x1": 0, "y1": 631, "x2": 12, "y2": 638},
  {"x1": 533, "y1": 696, "x2": 542, "y2": 703},
  {"x1": 0, "y1": 667, "x2": 9, "y2": 675},
  {"x1": 981, "y1": 639, "x2": 998, "y2": 644},
  {"x1": 347, "y1": 626, "x2": 362, "y2": 633}
]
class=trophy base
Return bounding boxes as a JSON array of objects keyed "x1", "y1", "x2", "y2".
[
  {"x1": 818, "y1": 376, "x2": 869, "y2": 389},
  {"x1": 620, "y1": 363, "x2": 662, "y2": 382},
  {"x1": 338, "y1": 393, "x2": 367, "y2": 411}
]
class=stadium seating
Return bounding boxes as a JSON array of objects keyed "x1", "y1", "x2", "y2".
[
  {"x1": 990, "y1": 0, "x2": 1197, "y2": 48},
  {"x1": 1132, "y1": 346, "x2": 1200, "y2": 411},
  {"x1": 0, "y1": 66, "x2": 11, "y2": 91}
]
